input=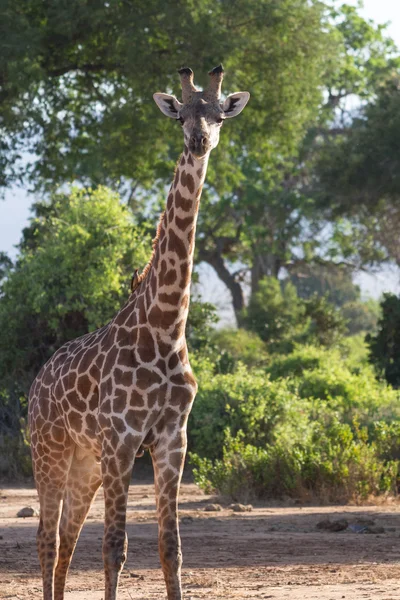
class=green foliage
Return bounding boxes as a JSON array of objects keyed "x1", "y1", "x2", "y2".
[
  {"x1": 266, "y1": 342, "x2": 400, "y2": 426},
  {"x1": 341, "y1": 298, "x2": 380, "y2": 335},
  {"x1": 266, "y1": 338, "x2": 367, "y2": 379},
  {"x1": 186, "y1": 297, "x2": 219, "y2": 355},
  {"x1": 0, "y1": 389, "x2": 31, "y2": 478},
  {"x1": 304, "y1": 294, "x2": 347, "y2": 346},
  {"x1": 243, "y1": 278, "x2": 307, "y2": 350},
  {"x1": 243, "y1": 277, "x2": 349, "y2": 350},
  {"x1": 289, "y1": 265, "x2": 360, "y2": 307},
  {"x1": 191, "y1": 423, "x2": 399, "y2": 503},
  {"x1": 318, "y1": 79, "x2": 400, "y2": 210},
  {"x1": 211, "y1": 328, "x2": 269, "y2": 371},
  {"x1": 189, "y1": 361, "x2": 307, "y2": 459},
  {"x1": 190, "y1": 338, "x2": 400, "y2": 501},
  {"x1": 367, "y1": 293, "x2": 400, "y2": 387},
  {"x1": 0, "y1": 186, "x2": 151, "y2": 394},
  {"x1": 0, "y1": 0, "x2": 334, "y2": 194}
]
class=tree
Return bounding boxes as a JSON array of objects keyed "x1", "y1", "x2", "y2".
[
  {"x1": 0, "y1": 0, "x2": 334, "y2": 196},
  {"x1": 288, "y1": 264, "x2": 360, "y2": 306},
  {"x1": 243, "y1": 277, "x2": 306, "y2": 350},
  {"x1": 367, "y1": 293, "x2": 400, "y2": 388},
  {"x1": 0, "y1": 186, "x2": 151, "y2": 395},
  {"x1": 196, "y1": 4, "x2": 400, "y2": 323},
  {"x1": 1, "y1": 2, "x2": 398, "y2": 324},
  {"x1": 316, "y1": 78, "x2": 400, "y2": 270}
]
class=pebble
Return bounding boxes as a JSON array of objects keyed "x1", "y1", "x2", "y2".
[
  {"x1": 181, "y1": 516, "x2": 194, "y2": 524},
  {"x1": 17, "y1": 507, "x2": 39, "y2": 518},
  {"x1": 229, "y1": 503, "x2": 253, "y2": 512},
  {"x1": 203, "y1": 503, "x2": 222, "y2": 512},
  {"x1": 316, "y1": 518, "x2": 348, "y2": 532}
]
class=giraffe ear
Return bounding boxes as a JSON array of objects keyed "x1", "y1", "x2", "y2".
[
  {"x1": 221, "y1": 92, "x2": 250, "y2": 118},
  {"x1": 153, "y1": 93, "x2": 183, "y2": 119}
]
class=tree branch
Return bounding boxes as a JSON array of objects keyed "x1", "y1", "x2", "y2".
[{"x1": 197, "y1": 242, "x2": 245, "y2": 326}]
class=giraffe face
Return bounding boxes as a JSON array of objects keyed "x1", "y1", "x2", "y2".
[
  {"x1": 153, "y1": 69, "x2": 250, "y2": 159},
  {"x1": 178, "y1": 95, "x2": 224, "y2": 157}
]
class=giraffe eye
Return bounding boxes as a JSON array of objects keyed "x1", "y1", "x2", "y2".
[
  {"x1": 216, "y1": 117, "x2": 224, "y2": 124},
  {"x1": 178, "y1": 116, "x2": 184, "y2": 125}
]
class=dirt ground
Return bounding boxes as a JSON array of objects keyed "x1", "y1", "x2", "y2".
[{"x1": 1, "y1": 480, "x2": 400, "y2": 600}]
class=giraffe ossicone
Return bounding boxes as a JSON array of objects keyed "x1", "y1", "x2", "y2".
[{"x1": 28, "y1": 66, "x2": 249, "y2": 600}]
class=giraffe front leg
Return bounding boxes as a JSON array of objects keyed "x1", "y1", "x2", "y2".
[
  {"x1": 152, "y1": 429, "x2": 187, "y2": 600},
  {"x1": 101, "y1": 439, "x2": 137, "y2": 600}
]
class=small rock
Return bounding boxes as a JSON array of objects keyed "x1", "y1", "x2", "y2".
[
  {"x1": 365, "y1": 526, "x2": 385, "y2": 534},
  {"x1": 129, "y1": 572, "x2": 144, "y2": 579},
  {"x1": 316, "y1": 518, "x2": 348, "y2": 532},
  {"x1": 348, "y1": 524, "x2": 368, "y2": 534},
  {"x1": 229, "y1": 503, "x2": 253, "y2": 512},
  {"x1": 181, "y1": 516, "x2": 194, "y2": 524},
  {"x1": 348, "y1": 522, "x2": 385, "y2": 534},
  {"x1": 203, "y1": 503, "x2": 222, "y2": 512},
  {"x1": 17, "y1": 507, "x2": 39, "y2": 518}
]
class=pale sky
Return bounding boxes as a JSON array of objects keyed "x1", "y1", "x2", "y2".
[{"x1": 1, "y1": 1, "x2": 400, "y2": 312}]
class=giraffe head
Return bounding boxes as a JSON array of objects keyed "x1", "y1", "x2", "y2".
[{"x1": 153, "y1": 65, "x2": 250, "y2": 158}]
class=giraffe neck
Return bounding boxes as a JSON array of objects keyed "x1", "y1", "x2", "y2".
[{"x1": 141, "y1": 146, "x2": 209, "y2": 342}]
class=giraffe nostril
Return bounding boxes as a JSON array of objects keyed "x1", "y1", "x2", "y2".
[
  {"x1": 190, "y1": 136, "x2": 196, "y2": 146},
  {"x1": 201, "y1": 137, "x2": 207, "y2": 146}
]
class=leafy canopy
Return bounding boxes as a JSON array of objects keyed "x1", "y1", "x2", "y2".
[
  {"x1": 0, "y1": 0, "x2": 334, "y2": 194},
  {"x1": 0, "y1": 186, "x2": 151, "y2": 393}
]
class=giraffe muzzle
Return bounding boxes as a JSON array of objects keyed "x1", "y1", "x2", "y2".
[{"x1": 189, "y1": 133, "x2": 210, "y2": 157}]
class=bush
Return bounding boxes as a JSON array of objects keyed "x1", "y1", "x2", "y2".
[
  {"x1": 191, "y1": 422, "x2": 399, "y2": 503},
  {"x1": 342, "y1": 299, "x2": 380, "y2": 335},
  {"x1": 212, "y1": 328, "x2": 269, "y2": 371},
  {"x1": 265, "y1": 342, "x2": 400, "y2": 428},
  {"x1": 186, "y1": 297, "x2": 219, "y2": 355},
  {"x1": 190, "y1": 338, "x2": 400, "y2": 501},
  {"x1": 0, "y1": 187, "x2": 151, "y2": 395},
  {"x1": 243, "y1": 278, "x2": 347, "y2": 351},
  {"x1": 189, "y1": 362, "x2": 306, "y2": 459},
  {"x1": 0, "y1": 390, "x2": 31, "y2": 478},
  {"x1": 243, "y1": 277, "x2": 307, "y2": 351},
  {"x1": 303, "y1": 294, "x2": 347, "y2": 346}
]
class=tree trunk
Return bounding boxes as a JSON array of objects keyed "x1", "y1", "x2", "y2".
[{"x1": 198, "y1": 247, "x2": 245, "y2": 327}]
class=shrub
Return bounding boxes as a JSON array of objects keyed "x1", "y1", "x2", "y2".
[
  {"x1": 243, "y1": 278, "x2": 348, "y2": 351},
  {"x1": 266, "y1": 342, "x2": 400, "y2": 428},
  {"x1": 186, "y1": 297, "x2": 219, "y2": 355},
  {"x1": 295, "y1": 358, "x2": 400, "y2": 427},
  {"x1": 265, "y1": 344, "x2": 326, "y2": 379},
  {"x1": 242, "y1": 277, "x2": 307, "y2": 351},
  {"x1": 191, "y1": 422, "x2": 399, "y2": 503},
  {"x1": 212, "y1": 328, "x2": 269, "y2": 371},
  {"x1": 342, "y1": 299, "x2": 380, "y2": 335},
  {"x1": 303, "y1": 294, "x2": 347, "y2": 346},
  {"x1": 190, "y1": 337, "x2": 400, "y2": 501},
  {"x1": 189, "y1": 363, "x2": 307, "y2": 459},
  {"x1": 0, "y1": 390, "x2": 31, "y2": 478}
]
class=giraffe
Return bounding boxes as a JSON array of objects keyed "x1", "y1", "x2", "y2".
[{"x1": 28, "y1": 65, "x2": 249, "y2": 600}]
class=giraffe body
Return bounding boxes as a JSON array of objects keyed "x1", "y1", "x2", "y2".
[{"x1": 29, "y1": 66, "x2": 249, "y2": 600}]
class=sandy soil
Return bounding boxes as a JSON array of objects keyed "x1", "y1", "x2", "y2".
[{"x1": 1, "y1": 480, "x2": 400, "y2": 599}]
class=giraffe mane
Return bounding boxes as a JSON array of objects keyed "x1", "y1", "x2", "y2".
[{"x1": 135, "y1": 211, "x2": 165, "y2": 286}]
